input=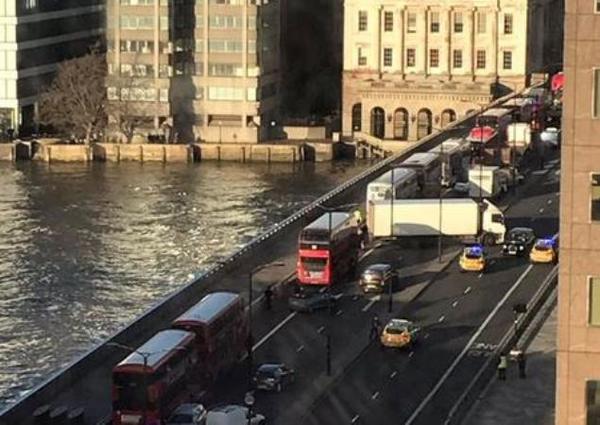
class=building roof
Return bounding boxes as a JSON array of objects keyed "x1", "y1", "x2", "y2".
[{"x1": 173, "y1": 292, "x2": 240, "y2": 326}]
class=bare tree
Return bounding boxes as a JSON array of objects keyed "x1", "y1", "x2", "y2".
[{"x1": 38, "y1": 53, "x2": 106, "y2": 144}]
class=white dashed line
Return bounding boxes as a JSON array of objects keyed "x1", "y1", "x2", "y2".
[
  {"x1": 336, "y1": 309, "x2": 343, "y2": 316},
  {"x1": 452, "y1": 301, "x2": 459, "y2": 308},
  {"x1": 296, "y1": 345, "x2": 304, "y2": 353},
  {"x1": 362, "y1": 295, "x2": 381, "y2": 312},
  {"x1": 424, "y1": 333, "x2": 430, "y2": 339},
  {"x1": 547, "y1": 199, "x2": 552, "y2": 204},
  {"x1": 478, "y1": 273, "x2": 483, "y2": 278},
  {"x1": 371, "y1": 391, "x2": 380, "y2": 400},
  {"x1": 352, "y1": 295, "x2": 359, "y2": 301},
  {"x1": 464, "y1": 286, "x2": 472, "y2": 295},
  {"x1": 539, "y1": 208, "x2": 544, "y2": 214},
  {"x1": 351, "y1": 414, "x2": 360, "y2": 423},
  {"x1": 317, "y1": 326, "x2": 325, "y2": 334},
  {"x1": 409, "y1": 351, "x2": 414, "y2": 358},
  {"x1": 390, "y1": 371, "x2": 398, "y2": 379},
  {"x1": 438, "y1": 315, "x2": 445, "y2": 323}
]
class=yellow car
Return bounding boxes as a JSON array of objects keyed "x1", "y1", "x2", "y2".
[
  {"x1": 459, "y1": 245, "x2": 486, "y2": 272},
  {"x1": 530, "y1": 237, "x2": 559, "y2": 264},
  {"x1": 380, "y1": 319, "x2": 419, "y2": 349}
]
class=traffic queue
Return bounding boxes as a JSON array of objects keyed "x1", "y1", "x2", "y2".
[{"x1": 110, "y1": 83, "x2": 562, "y2": 425}]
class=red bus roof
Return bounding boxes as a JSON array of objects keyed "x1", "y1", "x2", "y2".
[
  {"x1": 551, "y1": 72, "x2": 564, "y2": 93},
  {"x1": 467, "y1": 126, "x2": 497, "y2": 142},
  {"x1": 172, "y1": 292, "x2": 240, "y2": 328},
  {"x1": 114, "y1": 329, "x2": 195, "y2": 373}
]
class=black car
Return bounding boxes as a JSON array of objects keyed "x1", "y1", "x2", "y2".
[
  {"x1": 359, "y1": 263, "x2": 394, "y2": 294},
  {"x1": 288, "y1": 289, "x2": 337, "y2": 313},
  {"x1": 502, "y1": 227, "x2": 536, "y2": 256},
  {"x1": 253, "y1": 363, "x2": 295, "y2": 392}
]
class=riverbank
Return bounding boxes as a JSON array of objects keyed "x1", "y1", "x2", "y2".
[{"x1": 0, "y1": 140, "x2": 355, "y2": 163}]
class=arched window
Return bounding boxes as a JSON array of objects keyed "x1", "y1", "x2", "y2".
[
  {"x1": 416, "y1": 108, "x2": 432, "y2": 139},
  {"x1": 393, "y1": 108, "x2": 409, "y2": 140},
  {"x1": 440, "y1": 109, "x2": 456, "y2": 128},
  {"x1": 351, "y1": 103, "x2": 362, "y2": 132},
  {"x1": 370, "y1": 107, "x2": 385, "y2": 139}
]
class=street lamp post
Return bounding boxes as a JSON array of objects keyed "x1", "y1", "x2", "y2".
[
  {"x1": 218, "y1": 121, "x2": 222, "y2": 144},
  {"x1": 325, "y1": 330, "x2": 332, "y2": 376},
  {"x1": 244, "y1": 391, "x2": 255, "y2": 425},
  {"x1": 388, "y1": 272, "x2": 394, "y2": 313},
  {"x1": 390, "y1": 166, "x2": 394, "y2": 239},
  {"x1": 438, "y1": 140, "x2": 444, "y2": 263},
  {"x1": 248, "y1": 261, "x2": 285, "y2": 389}
]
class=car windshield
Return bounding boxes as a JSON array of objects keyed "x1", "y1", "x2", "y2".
[
  {"x1": 534, "y1": 241, "x2": 552, "y2": 251},
  {"x1": 386, "y1": 326, "x2": 408, "y2": 335},
  {"x1": 301, "y1": 257, "x2": 327, "y2": 271},
  {"x1": 168, "y1": 414, "x2": 192, "y2": 423},
  {"x1": 508, "y1": 229, "x2": 531, "y2": 240},
  {"x1": 257, "y1": 368, "x2": 276, "y2": 378}
]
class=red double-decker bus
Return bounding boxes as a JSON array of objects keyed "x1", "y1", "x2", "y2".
[
  {"x1": 112, "y1": 329, "x2": 197, "y2": 425},
  {"x1": 172, "y1": 292, "x2": 248, "y2": 383},
  {"x1": 297, "y1": 212, "x2": 361, "y2": 286}
]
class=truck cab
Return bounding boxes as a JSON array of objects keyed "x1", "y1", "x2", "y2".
[{"x1": 480, "y1": 200, "x2": 506, "y2": 245}]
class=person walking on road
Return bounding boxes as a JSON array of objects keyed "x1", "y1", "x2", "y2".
[
  {"x1": 497, "y1": 353, "x2": 508, "y2": 380},
  {"x1": 264, "y1": 285, "x2": 274, "y2": 310},
  {"x1": 369, "y1": 314, "x2": 381, "y2": 342},
  {"x1": 517, "y1": 351, "x2": 527, "y2": 379}
]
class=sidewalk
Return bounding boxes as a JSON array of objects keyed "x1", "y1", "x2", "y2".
[{"x1": 463, "y1": 304, "x2": 557, "y2": 425}]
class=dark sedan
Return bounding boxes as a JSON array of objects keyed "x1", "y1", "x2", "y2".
[
  {"x1": 288, "y1": 289, "x2": 337, "y2": 313},
  {"x1": 253, "y1": 363, "x2": 295, "y2": 392},
  {"x1": 359, "y1": 263, "x2": 394, "y2": 294},
  {"x1": 502, "y1": 227, "x2": 536, "y2": 256}
]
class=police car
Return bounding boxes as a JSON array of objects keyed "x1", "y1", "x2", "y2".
[
  {"x1": 459, "y1": 245, "x2": 487, "y2": 272},
  {"x1": 529, "y1": 236, "x2": 559, "y2": 264}
]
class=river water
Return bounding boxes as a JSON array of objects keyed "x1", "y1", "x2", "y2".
[{"x1": 0, "y1": 159, "x2": 372, "y2": 410}]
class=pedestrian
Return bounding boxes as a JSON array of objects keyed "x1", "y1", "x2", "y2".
[
  {"x1": 497, "y1": 353, "x2": 508, "y2": 380},
  {"x1": 369, "y1": 314, "x2": 380, "y2": 342},
  {"x1": 264, "y1": 285, "x2": 273, "y2": 310},
  {"x1": 517, "y1": 351, "x2": 527, "y2": 379}
]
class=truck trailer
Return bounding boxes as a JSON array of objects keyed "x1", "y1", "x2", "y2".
[{"x1": 367, "y1": 198, "x2": 506, "y2": 245}]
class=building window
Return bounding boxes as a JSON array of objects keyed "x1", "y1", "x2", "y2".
[
  {"x1": 25, "y1": 0, "x2": 37, "y2": 10},
  {"x1": 358, "y1": 11, "x2": 367, "y2": 31},
  {"x1": 594, "y1": 70, "x2": 600, "y2": 118},
  {"x1": 504, "y1": 13, "x2": 513, "y2": 34},
  {"x1": 477, "y1": 11, "x2": 486, "y2": 33},
  {"x1": 358, "y1": 47, "x2": 367, "y2": 66},
  {"x1": 453, "y1": 49, "x2": 462, "y2": 68},
  {"x1": 588, "y1": 381, "x2": 600, "y2": 424},
  {"x1": 592, "y1": 174, "x2": 600, "y2": 220},
  {"x1": 351, "y1": 103, "x2": 362, "y2": 131},
  {"x1": 407, "y1": 12, "x2": 417, "y2": 33},
  {"x1": 596, "y1": 0, "x2": 600, "y2": 13},
  {"x1": 454, "y1": 12, "x2": 463, "y2": 32},
  {"x1": 430, "y1": 12, "x2": 440, "y2": 33},
  {"x1": 383, "y1": 48, "x2": 393, "y2": 67},
  {"x1": 503, "y1": 51, "x2": 512, "y2": 69},
  {"x1": 590, "y1": 277, "x2": 600, "y2": 325},
  {"x1": 406, "y1": 48, "x2": 416, "y2": 67},
  {"x1": 476, "y1": 50, "x2": 486, "y2": 69},
  {"x1": 429, "y1": 49, "x2": 439, "y2": 67},
  {"x1": 384, "y1": 11, "x2": 394, "y2": 31}
]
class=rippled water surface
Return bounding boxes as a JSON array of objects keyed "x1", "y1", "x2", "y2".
[{"x1": 0, "y1": 159, "x2": 372, "y2": 410}]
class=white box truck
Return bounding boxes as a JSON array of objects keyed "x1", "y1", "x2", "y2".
[
  {"x1": 367, "y1": 198, "x2": 506, "y2": 245},
  {"x1": 469, "y1": 166, "x2": 508, "y2": 199},
  {"x1": 506, "y1": 123, "x2": 532, "y2": 154}
]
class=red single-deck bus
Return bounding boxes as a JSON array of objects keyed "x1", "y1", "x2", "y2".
[
  {"x1": 467, "y1": 126, "x2": 512, "y2": 166},
  {"x1": 297, "y1": 212, "x2": 360, "y2": 286},
  {"x1": 112, "y1": 329, "x2": 197, "y2": 425},
  {"x1": 172, "y1": 292, "x2": 248, "y2": 383}
]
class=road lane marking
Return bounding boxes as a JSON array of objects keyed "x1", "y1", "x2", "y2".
[
  {"x1": 317, "y1": 326, "x2": 325, "y2": 334},
  {"x1": 334, "y1": 293, "x2": 344, "y2": 300},
  {"x1": 351, "y1": 414, "x2": 360, "y2": 423},
  {"x1": 548, "y1": 199, "x2": 552, "y2": 204},
  {"x1": 253, "y1": 312, "x2": 297, "y2": 351},
  {"x1": 296, "y1": 345, "x2": 304, "y2": 353},
  {"x1": 352, "y1": 295, "x2": 359, "y2": 301},
  {"x1": 423, "y1": 333, "x2": 430, "y2": 339},
  {"x1": 409, "y1": 351, "x2": 414, "y2": 358},
  {"x1": 452, "y1": 301, "x2": 459, "y2": 308},
  {"x1": 390, "y1": 371, "x2": 397, "y2": 379},
  {"x1": 359, "y1": 248, "x2": 375, "y2": 261},
  {"x1": 478, "y1": 273, "x2": 483, "y2": 279},
  {"x1": 438, "y1": 315, "x2": 445, "y2": 323},
  {"x1": 371, "y1": 391, "x2": 380, "y2": 400},
  {"x1": 539, "y1": 208, "x2": 544, "y2": 214},
  {"x1": 404, "y1": 263, "x2": 534, "y2": 425},
  {"x1": 464, "y1": 286, "x2": 472, "y2": 295},
  {"x1": 361, "y1": 295, "x2": 381, "y2": 312},
  {"x1": 336, "y1": 309, "x2": 343, "y2": 316}
]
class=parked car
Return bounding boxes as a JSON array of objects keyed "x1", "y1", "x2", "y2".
[
  {"x1": 540, "y1": 127, "x2": 561, "y2": 148},
  {"x1": 288, "y1": 289, "x2": 337, "y2": 313},
  {"x1": 359, "y1": 263, "x2": 394, "y2": 293},
  {"x1": 206, "y1": 405, "x2": 265, "y2": 425},
  {"x1": 502, "y1": 227, "x2": 536, "y2": 256},
  {"x1": 380, "y1": 319, "x2": 420, "y2": 349},
  {"x1": 166, "y1": 403, "x2": 207, "y2": 425},
  {"x1": 253, "y1": 363, "x2": 295, "y2": 392}
]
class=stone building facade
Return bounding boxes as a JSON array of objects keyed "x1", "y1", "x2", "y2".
[
  {"x1": 0, "y1": 0, "x2": 104, "y2": 137},
  {"x1": 556, "y1": 0, "x2": 600, "y2": 422},
  {"x1": 342, "y1": 0, "x2": 563, "y2": 141},
  {"x1": 106, "y1": 0, "x2": 282, "y2": 144}
]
